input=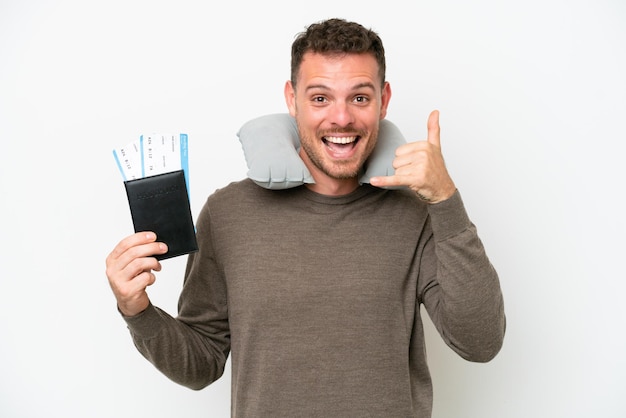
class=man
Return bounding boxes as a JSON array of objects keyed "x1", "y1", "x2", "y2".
[{"x1": 106, "y1": 18, "x2": 505, "y2": 417}]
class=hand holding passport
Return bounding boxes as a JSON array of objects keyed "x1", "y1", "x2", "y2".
[{"x1": 113, "y1": 134, "x2": 198, "y2": 260}]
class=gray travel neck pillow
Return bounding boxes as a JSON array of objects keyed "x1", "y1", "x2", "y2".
[{"x1": 237, "y1": 113, "x2": 405, "y2": 189}]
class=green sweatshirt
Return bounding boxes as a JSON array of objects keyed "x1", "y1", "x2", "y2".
[{"x1": 123, "y1": 179, "x2": 505, "y2": 417}]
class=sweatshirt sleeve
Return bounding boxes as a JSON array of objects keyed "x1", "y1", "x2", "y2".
[
  {"x1": 122, "y1": 199, "x2": 231, "y2": 390},
  {"x1": 419, "y1": 190, "x2": 506, "y2": 362}
]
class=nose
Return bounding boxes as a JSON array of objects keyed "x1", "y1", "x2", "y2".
[{"x1": 329, "y1": 101, "x2": 355, "y2": 127}]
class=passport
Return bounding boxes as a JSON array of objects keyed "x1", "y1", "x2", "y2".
[{"x1": 124, "y1": 170, "x2": 198, "y2": 260}]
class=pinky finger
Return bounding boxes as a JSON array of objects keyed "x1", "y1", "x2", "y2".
[{"x1": 370, "y1": 175, "x2": 402, "y2": 188}]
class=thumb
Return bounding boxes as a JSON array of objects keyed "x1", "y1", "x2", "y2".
[{"x1": 427, "y1": 110, "x2": 441, "y2": 147}]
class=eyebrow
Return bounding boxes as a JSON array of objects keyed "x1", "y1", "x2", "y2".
[{"x1": 304, "y1": 81, "x2": 377, "y2": 93}]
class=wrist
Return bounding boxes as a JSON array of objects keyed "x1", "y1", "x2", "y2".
[{"x1": 117, "y1": 300, "x2": 150, "y2": 318}]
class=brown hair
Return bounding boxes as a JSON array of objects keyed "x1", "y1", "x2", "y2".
[{"x1": 290, "y1": 18, "x2": 386, "y2": 89}]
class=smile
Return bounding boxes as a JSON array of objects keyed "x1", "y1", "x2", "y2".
[
  {"x1": 323, "y1": 136, "x2": 358, "y2": 144},
  {"x1": 322, "y1": 135, "x2": 360, "y2": 159}
]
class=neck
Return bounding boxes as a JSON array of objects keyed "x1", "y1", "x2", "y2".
[
  {"x1": 305, "y1": 178, "x2": 359, "y2": 196},
  {"x1": 299, "y1": 149, "x2": 360, "y2": 196}
]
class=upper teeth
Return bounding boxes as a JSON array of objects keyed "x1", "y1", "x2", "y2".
[{"x1": 325, "y1": 136, "x2": 357, "y2": 144}]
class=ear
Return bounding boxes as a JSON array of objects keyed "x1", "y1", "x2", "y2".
[
  {"x1": 284, "y1": 81, "x2": 297, "y2": 117},
  {"x1": 379, "y1": 82, "x2": 392, "y2": 120}
]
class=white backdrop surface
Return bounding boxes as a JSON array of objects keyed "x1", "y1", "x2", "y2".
[{"x1": 1, "y1": 1, "x2": 624, "y2": 417}]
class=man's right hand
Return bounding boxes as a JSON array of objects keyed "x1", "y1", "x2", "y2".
[{"x1": 105, "y1": 232, "x2": 168, "y2": 317}]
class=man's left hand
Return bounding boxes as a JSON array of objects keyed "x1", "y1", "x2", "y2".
[{"x1": 370, "y1": 110, "x2": 456, "y2": 204}]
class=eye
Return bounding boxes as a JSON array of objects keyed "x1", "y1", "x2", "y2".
[
  {"x1": 353, "y1": 95, "x2": 369, "y2": 104},
  {"x1": 312, "y1": 96, "x2": 328, "y2": 103}
]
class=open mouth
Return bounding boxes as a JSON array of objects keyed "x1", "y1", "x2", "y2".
[
  {"x1": 322, "y1": 135, "x2": 360, "y2": 156},
  {"x1": 324, "y1": 135, "x2": 358, "y2": 145}
]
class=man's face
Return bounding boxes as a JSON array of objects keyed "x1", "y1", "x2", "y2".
[{"x1": 285, "y1": 52, "x2": 391, "y2": 186}]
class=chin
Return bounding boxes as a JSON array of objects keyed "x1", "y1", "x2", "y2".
[{"x1": 324, "y1": 163, "x2": 362, "y2": 180}]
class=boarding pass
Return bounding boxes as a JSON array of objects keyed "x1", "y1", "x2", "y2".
[{"x1": 113, "y1": 133, "x2": 190, "y2": 188}]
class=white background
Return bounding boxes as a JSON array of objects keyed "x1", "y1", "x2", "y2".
[{"x1": 1, "y1": 1, "x2": 625, "y2": 417}]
